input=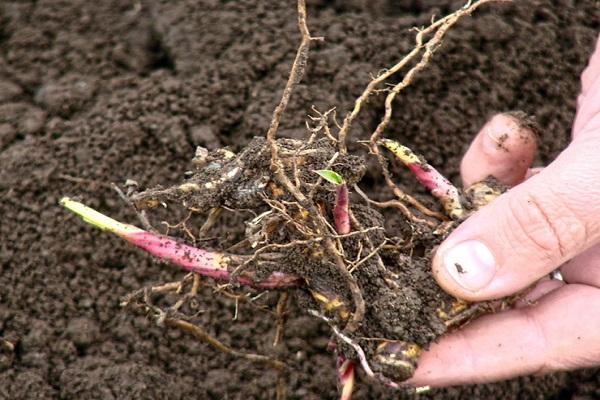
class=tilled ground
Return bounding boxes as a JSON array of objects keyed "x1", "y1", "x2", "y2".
[{"x1": 1, "y1": 1, "x2": 599, "y2": 399}]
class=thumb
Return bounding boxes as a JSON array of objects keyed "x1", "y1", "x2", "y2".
[{"x1": 433, "y1": 134, "x2": 600, "y2": 301}]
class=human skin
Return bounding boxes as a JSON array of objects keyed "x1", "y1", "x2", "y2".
[{"x1": 410, "y1": 35, "x2": 600, "y2": 386}]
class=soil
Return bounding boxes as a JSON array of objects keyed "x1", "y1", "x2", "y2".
[{"x1": 1, "y1": 1, "x2": 599, "y2": 399}]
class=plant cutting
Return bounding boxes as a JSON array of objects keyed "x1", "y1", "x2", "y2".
[{"x1": 60, "y1": 1, "x2": 519, "y2": 398}]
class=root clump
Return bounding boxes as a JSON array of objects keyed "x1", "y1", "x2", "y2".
[{"x1": 61, "y1": 0, "x2": 517, "y2": 396}]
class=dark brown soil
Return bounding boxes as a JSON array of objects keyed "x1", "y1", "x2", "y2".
[{"x1": 1, "y1": 1, "x2": 599, "y2": 399}]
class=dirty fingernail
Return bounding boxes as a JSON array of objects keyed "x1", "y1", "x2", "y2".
[
  {"x1": 482, "y1": 120, "x2": 510, "y2": 153},
  {"x1": 442, "y1": 240, "x2": 496, "y2": 292}
]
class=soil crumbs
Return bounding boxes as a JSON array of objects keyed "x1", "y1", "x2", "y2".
[{"x1": 1, "y1": 0, "x2": 599, "y2": 399}]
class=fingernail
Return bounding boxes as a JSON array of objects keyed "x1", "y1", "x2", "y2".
[
  {"x1": 482, "y1": 120, "x2": 510, "y2": 153},
  {"x1": 442, "y1": 240, "x2": 496, "y2": 292}
]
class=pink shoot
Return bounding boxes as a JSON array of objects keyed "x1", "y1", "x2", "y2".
[
  {"x1": 315, "y1": 169, "x2": 351, "y2": 234},
  {"x1": 379, "y1": 139, "x2": 464, "y2": 219},
  {"x1": 60, "y1": 197, "x2": 300, "y2": 289},
  {"x1": 333, "y1": 183, "x2": 350, "y2": 234},
  {"x1": 337, "y1": 355, "x2": 355, "y2": 400}
]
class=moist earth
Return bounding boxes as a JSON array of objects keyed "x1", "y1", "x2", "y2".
[{"x1": 1, "y1": 0, "x2": 599, "y2": 399}]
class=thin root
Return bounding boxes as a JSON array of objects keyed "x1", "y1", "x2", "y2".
[
  {"x1": 353, "y1": 184, "x2": 440, "y2": 228},
  {"x1": 274, "y1": 292, "x2": 289, "y2": 347},
  {"x1": 164, "y1": 318, "x2": 286, "y2": 371}
]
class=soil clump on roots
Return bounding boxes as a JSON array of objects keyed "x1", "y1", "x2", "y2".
[
  {"x1": 1, "y1": 0, "x2": 599, "y2": 399},
  {"x1": 127, "y1": 134, "x2": 460, "y2": 383}
]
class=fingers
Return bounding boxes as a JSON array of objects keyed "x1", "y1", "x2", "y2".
[
  {"x1": 433, "y1": 135, "x2": 600, "y2": 301},
  {"x1": 460, "y1": 113, "x2": 537, "y2": 188},
  {"x1": 414, "y1": 36, "x2": 600, "y2": 389},
  {"x1": 574, "y1": 34, "x2": 600, "y2": 138},
  {"x1": 410, "y1": 284, "x2": 600, "y2": 387},
  {"x1": 514, "y1": 277, "x2": 564, "y2": 308},
  {"x1": 561, "y1": 245, "x2": 600, "y2": 288},
  {"x1": 578, "y1": 34, "x2": 600, "y2": 103},
  {"x1": 525, "y1": 167, "x2": 543, "y2": 180},
  {"x1": 573, "y1": 70, "x2": 600, "y2": 138}
]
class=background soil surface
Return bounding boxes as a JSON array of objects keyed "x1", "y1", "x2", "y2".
[{"x1": 1, "y1": 0, "x2": 599, "y2": 399}]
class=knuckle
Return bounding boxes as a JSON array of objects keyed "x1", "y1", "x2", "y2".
[{"x1": 506, "y1": 190, "x2": 587, "y2": 265}]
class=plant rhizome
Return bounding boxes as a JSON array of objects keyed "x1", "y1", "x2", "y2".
[{"x1": 61, "y1": 0, "x2": 520, "y2": 397}]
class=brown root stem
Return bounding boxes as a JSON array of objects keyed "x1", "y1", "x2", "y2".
[
  {"x1": 164, "y1": 318, "x2": 286, "y2": 371},
  {"x1": 264, "y1": 0, "x2": 365, "y2": 334}
]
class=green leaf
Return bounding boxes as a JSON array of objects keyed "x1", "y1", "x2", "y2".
[{"x1": 314, "y1": 169, "x2": 344, "y2": 185}]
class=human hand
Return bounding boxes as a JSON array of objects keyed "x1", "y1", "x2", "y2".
[{"x1": 411, "y1": 35, "x2": 600, "y2": 386}]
